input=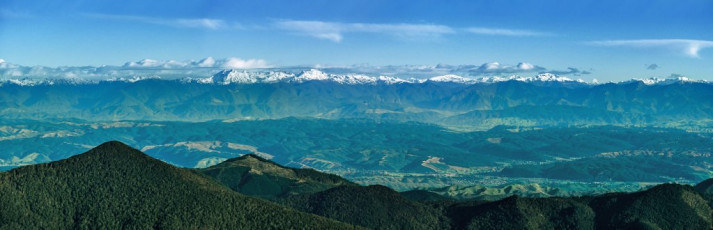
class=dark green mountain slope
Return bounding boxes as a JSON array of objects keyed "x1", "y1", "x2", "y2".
[
  {"x1": 400, "y1": 189, "x2": 453, "y2": 202},
  {"x1": 695, "y1": 178, "x2": 713, "y2": 196},
  {"x1": 285, "y1": 185, "x2": 450, "y2": 230},
  {"x1": 0, "y1": 141, "x2": 357, "y2": 229},
  {"x1": 199, "y1": 154, "x2": 449, "y2": 229},
  {"x1": 588, "y1": 184, "x2": 713, "y2": 229},
  {"x1": 441, "y1": 183, "x2": 713, "y2": 230},
  {"x1": 447, "y1": 196, "x2": 595, "y2": 230},
  {"x1": 198, "y1": 154, "x2": 355, "y2": 199},
  {"x1": 189, "y1": 148, "x2": 713, "y2": 230}
]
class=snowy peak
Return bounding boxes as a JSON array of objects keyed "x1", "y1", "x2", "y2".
[
  {"x1": 631, "y1": 76, "x2": 704, "y2": 85},
  {"x1": 422, "y1": 73, "x2": 583, "y2": 84},
  {"x1": 425, "y1": 75, "x2": 476, "y2": 84},
  {"x1": 377, "y1": 75, "x2": 410, "y2": 84},
  {"x1": 531, "y1": 73, "x2": 575, "y2": 82},
  {"x1": 292, "y1": 69, "x2": 383, "y2": 84},
  {"x1": 292, "y1": 69, "x2": 331, "y2": 82},
  {"x1": 208, "y1": 69, "x2": 294, "y2": 84},
  {"x1": 507, "y1": 73, "x2": 582, "y2": 83},
  {"x1": 211, "y1": 69, "x2": 258, "y2": 84},
  {"x1": 203, "y1": 69, "x2": 412, "y2": 85}
]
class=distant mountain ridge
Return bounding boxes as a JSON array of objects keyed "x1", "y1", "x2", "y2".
[{"x1": 1, "y1": 71, "x2": 712, "y2": 130}]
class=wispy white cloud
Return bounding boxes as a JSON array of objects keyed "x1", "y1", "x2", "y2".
[
  {"x1": 472, "y1": 62, "x2": 546, "y2": 74},
  {"x1": 590, "y1": 39, "x2": 713, "y2": 58},
  {"x1": 465, "y1": 27, "x2": 550, "y2": 36},
  {"x1": 122, "y1": 57, "x2": 270, "y2": 69},
  {"x1": 85, "y1": 13, "x2": 228, "y2": 30},
  {"x1": 547, "y1": 67, "x2": 591, "y2": 76},
  {"x1": 428, "y1": 62, "x2": 590, "y2": 77},
  {"x1": 274, "y1": 20, "x2": 455, "y2": 42}
]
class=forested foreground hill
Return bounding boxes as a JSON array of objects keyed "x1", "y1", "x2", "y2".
[
  {"x1": 0, "y1": 141, "x2": 358, "y2": 229},
  {"x1": 192, "y1": 150, "x2": 713, "y2": 229},
  {"x1": 3, "y1": 141, "x2": 713, "y2": 229},
  {"x1": 200, "y1": 150, "x2": 713, "y2": 229}
]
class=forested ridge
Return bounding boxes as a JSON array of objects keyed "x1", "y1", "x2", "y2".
[
  {"x1": 2, "y1": 141, "x2": 713, "y2": 229},
  {"x1": 0, "y1": 141, "x2": 359, "y2": 229}
]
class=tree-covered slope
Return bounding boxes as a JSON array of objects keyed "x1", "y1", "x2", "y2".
[
  {"x1": 198, "y1": 154, "x2": 355, "y2": 199},
  {"x1": 0, "y1": 141, "x2": 358, "y2": 229},
  {"x1": 198, "y1": 154, "x2": 449, "y2": 229},
  {"x1": 447, "y1": 196, "x2": 595, "y2": 230},
  {"x1": 284, "y1": 185, "x2": 450, "y2": 230},
  {"x1": 588, "y1": 183, "x2": 713, "y2": 229},
  {"x1": 400, "y1": 189, "x2": 453, "y2": 202},
  {"x1": 695, "y1": 178, "x2": 713, "y2": 196}
]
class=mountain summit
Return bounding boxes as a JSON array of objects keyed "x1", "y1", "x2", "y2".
[{"x1": 199, "y1": 153, "x2": 355, "y2": 198}]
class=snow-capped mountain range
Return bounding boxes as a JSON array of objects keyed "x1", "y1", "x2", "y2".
[
  {"x1": 1, "y1": 58, "x2": 709, "y2": 86},
  {"x1": 1, "y1": 68, "x2": 708, "y2": 86},
  {"x1": 0, "y1": 64, "x2": 708, "y2": 86},
  {"x1": 198, "y1": 69, "x2": 711, "y2": 85},
  {"x1": 197, "y1": 69, "x2": 411, "y2": 85}
]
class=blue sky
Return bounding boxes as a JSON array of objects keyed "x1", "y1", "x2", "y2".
[{"x1": 1, "y1": 0, "x2": 712, "y2": 81}]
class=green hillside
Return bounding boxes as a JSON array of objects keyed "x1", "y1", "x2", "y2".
[
  {"x1": 695, "y1": 178, "x2": 713, "y2": 196},
  {"x1": 447, "y1": 196, "x2": 595, "y2": 230},
  {"x1": 284, "y1": 185, "x2": 450, "y2": 230},
  {"x1": 0, "y1": 141, "x2": 358, "y2": 229},
  {"x1": 400, "y1": 189, "x2": 453, "y2": 202},
  {"x1": 588, "y1": 183, "x2": 713, "y2": 229},
  {"x1": 3, "y1": 140, "x2": 713, "y2": 230},
  {"x1": 198, "y1": 153, "x2": 355, "y2": 199}
]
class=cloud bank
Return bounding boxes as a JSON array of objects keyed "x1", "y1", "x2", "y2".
[
  {"x1": 122, "y1": 57, "x2": 270, "y2": 69},
  {"x1": 547, "y1": 67, "x2": 591, "y2": 76}
]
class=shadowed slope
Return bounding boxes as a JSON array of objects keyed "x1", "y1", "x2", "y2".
[
  {"x1": 589, "y1": 184, "x2": 713, "y2": 229},
  {"x1": 285, "y1": 185, "x2": 450, "y2": 230},
  {"x1": 447, "y1": 196, "x2": 595, "y2": 230}
]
